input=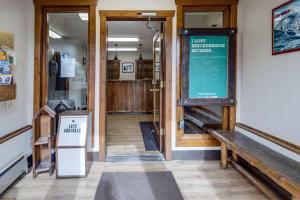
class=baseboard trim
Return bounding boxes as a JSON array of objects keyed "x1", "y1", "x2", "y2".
[
  {"x1": 87, "y1": 152, "x2": 100, "y2": 161},
  {"x1": 87, "y1": 150, "x2": 220, "y2": 161},
  {"x1": 172, "y1": 150, "x2": 220, "y2": 160}
]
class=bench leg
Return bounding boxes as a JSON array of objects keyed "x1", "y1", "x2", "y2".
[
  {"x1": 232, "y1": 152, "x2": 239, "y2": 162},
  {"x1": 220, "y1": 143, "x2": 228, "y2": 169}
]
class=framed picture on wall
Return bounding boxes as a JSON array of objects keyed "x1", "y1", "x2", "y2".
[
  {"x1": 122, "y1": 62, "x2": 134, "y2": 73},
  {"x1": 272, "y1": 0, "x2": 300, "y2": 55}
]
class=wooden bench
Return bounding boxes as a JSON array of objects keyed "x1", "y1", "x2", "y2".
[
  {"x1": 212, "y1": 129, "x2": 300, "y2": 200},
  {"x1": 184, "y1": 107, "x2": 221, "y2": 132}
]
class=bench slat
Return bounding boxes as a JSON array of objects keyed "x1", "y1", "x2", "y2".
[
  {"x1": 212, "y1": 130, "x2": 300, "y2": 196},
  {"x1": 184, "y1": 110, "x2": 221, "y2": 129}
]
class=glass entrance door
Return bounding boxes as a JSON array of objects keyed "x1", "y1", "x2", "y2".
[{"x1": 153, "y1": 23, "x2": 165, "y2": 152}]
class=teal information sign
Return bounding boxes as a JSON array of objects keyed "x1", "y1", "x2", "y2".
[{"x1": 189, "y1": 35, "x2": 228, "y2": 99}]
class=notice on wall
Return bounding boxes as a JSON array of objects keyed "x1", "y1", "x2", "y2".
[
  {"x1": 0, "y1": 30, "x2": 14, "y2": 50},
  {"x1": 188, "y1": 35, "x2": 228, "y2": 99},
  {"x1": 61, "y1": 57, "x2": 75, "y2": 78}
]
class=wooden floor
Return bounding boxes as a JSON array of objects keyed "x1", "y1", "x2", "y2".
[
  {"x1": 106, "y1": 114, "x2": 161, "y2": 158},
  {"x1": 0, "y1": 114, "x2": 267, "y2": 199},
  {"x1": 0, "y1": 161, "x2": 267, "y2": 200}
]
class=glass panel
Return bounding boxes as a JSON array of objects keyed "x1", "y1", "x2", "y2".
[
  {"x1": 153, "y1": 35, "x2": 160, "y2": 130},
  {"x1": 47, "y1": 13, "x2": 88, "y2": 111},
  {"x1": 183, "y1": 11, "x2": 224, "y2": 134},
  {"x1": 184, "y1": 12, "x2": 223, "y2": 28}
]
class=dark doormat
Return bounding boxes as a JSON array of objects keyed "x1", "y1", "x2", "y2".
[
  {"x1": 139, "y1": 122, "x2": 159, "y2": 151},
  {"x1": 94, "y1": 171, "x2": 184, "y2": 200}
]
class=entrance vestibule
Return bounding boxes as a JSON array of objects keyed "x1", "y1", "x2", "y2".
[{"x1": 105, "y1": 20, "x2": 166, "y2": 161}]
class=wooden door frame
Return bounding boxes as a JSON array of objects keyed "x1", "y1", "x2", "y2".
[
  {"x1": 33, "y1": 0, "x2": 97, "y2": 146},
  {"x1": 175, "y1": 0, "x2": 238, "y2": 147},
  {"x1": 99, "y1": 10, "x2": 175, "y2": 161}
]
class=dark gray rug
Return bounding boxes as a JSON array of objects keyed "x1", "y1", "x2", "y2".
[
  {"x1": 139, "y1": 122, "x2": 159, "y2": 151},
  {"x1": 94, "y1": 171, "x2": 184, "y2": 200}
]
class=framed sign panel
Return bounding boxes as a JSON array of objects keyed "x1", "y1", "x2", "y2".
[{"x1": 180, "y1": 28, "x2": 237, "y2": 106}]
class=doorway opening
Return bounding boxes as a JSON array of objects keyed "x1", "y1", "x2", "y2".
[
  {"x1": 99, "y1": 11, "x2": 174, "y2": 161},
  {"x1": 106, "y1": 20, "x2": 164, "y2": 161}
]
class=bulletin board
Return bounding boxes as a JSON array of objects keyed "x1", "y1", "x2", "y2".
[{"x1": 180, "y1": 28, "x2": 237, "y2": 106}]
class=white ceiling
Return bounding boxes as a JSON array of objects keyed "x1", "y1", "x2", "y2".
[
  {"x1": 108, "y1": 21, "x2": 161, "y2": 53},
  {"x1": 49, "y1": 13, "x2": 161, "y2": 54},
  {"x1": 49, "y1": 13, "x2": 88, "y2": 41}
]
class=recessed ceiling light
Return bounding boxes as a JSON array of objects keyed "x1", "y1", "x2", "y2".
[
  {"x1": 107, "y1": 48, "x2": 138, "y2": 52},
  {"x1": 139, "y1": 12, "x2": 157, "y2": 17},
  {"x1": 79, "y1": 13, "x2": 88, "y2": 21},
  {"x1": 49, "y1": 29, "x2": 61, "y2": 39},
  {"x1": 108, "y1": 37, "x2": 139, "y2": 42}
]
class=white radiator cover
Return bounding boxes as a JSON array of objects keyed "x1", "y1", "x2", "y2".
[{"x1": 0, "y1": 154, "x2": 28, "y2": 194}]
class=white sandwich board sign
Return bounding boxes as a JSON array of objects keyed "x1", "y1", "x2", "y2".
[{"x1": 56, "y1": 110, "x2": 90, "y2": 178}]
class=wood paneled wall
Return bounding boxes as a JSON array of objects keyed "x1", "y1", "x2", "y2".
[{"x1": 107, "y1": 80, "x2": 153, "y2": 113}]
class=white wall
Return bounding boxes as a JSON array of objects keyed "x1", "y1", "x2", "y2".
[
  {"x1": 0, "y1": 0, "x2": 34, "y2": 167},
  {"x1": 238, "y1": 0, "x2": 300, "y2": 162}
]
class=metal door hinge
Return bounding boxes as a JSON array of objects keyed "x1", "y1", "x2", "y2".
[
  {"x1": 160, "y1": 128, "x2": 165, "y2": 136},
  {"x1": 160, "y1": 33, "x2": 164, "y2": 40},
  {"x1": 160, "y1": 80, "x2": 165, "y2": 89}
]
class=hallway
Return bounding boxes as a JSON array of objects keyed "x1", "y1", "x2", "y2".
[{"x1": 106, "y1": 114, "x2": 162, "y2": 160}]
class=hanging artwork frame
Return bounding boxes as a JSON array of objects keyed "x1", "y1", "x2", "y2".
[{"x1": 272, "y1": 0, "x2": 300, "y2": 55}]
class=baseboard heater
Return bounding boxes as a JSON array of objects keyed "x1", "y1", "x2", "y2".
[{"x1": 0, "y1": 154, "x2": 28, "y2": 195}]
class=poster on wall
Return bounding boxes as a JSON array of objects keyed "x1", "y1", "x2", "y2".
[
  {"x1": 0, "y1": 30, "x2": 14, "y2": 50},
  {"x1": 61, "y1": 57, "x2": 75, "y2": 78},
  {"x1": 273, "y1": 0, "x2": 300, "y2": 55},
  {"x1": 188, "y1": 35, "x2": 228, "y2": 99},
  {"x1": 180, "y1": 28, "x2": 237, "y2": 106}
]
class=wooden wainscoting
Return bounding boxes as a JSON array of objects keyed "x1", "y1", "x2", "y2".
[{"x1": 107, "y1": 80, "x2": 153, "y2": 113}]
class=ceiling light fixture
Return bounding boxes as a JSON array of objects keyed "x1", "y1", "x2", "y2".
[
  {"x1": 139, "y1": 12, "x2": 157, "y2": 17},
  {"x1": 49, "y1": 29, "x2": 61, "y2": 39},
  {"x1": 108, "y1": 37, "x2": 140, "y2": 42},
  {"x1": 107, "y1": 47, "x2": 138, "y2": 52},
  {"x1": 79, "y1": 13, "x2": 89, "y2": 21}
]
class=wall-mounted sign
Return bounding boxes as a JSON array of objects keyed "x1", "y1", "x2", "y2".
[{"x1": 180, "y1": 28, "x2": 237, "y2": 106}]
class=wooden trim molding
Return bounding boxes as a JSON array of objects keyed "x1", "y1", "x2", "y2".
[
  {"x1": 0, "y1": 125, "x2": 32, "y2": 144},
  {"x1": 236, "y1": 123, "x2": 300, "y2": 155},
  {"x1": 100, "y1": 10, "x2": 175, "y2": 18},
  {"x1": 33, "y1": 3, "x2": 97, "y2": 147},
  {"x1": 33, "y1": 0, "x2": 98, "y2": 6},
  {"x1": 175, "y1": 0, "x2": 239, "y2": 6},
  {"x1": 176, "y1": 1, "x2": 238, "y2": 147},
  {"x1": 99, "y1": 10, "x2": 175, "y2": 161}
]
